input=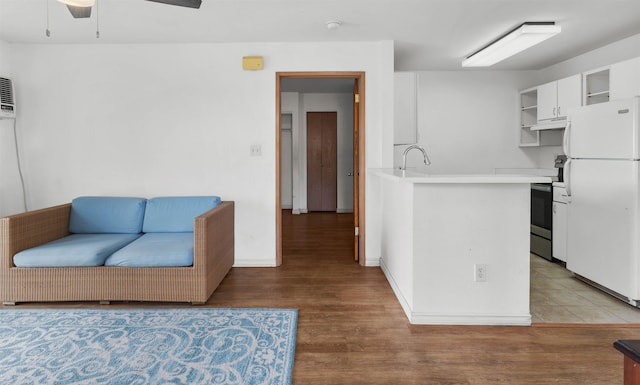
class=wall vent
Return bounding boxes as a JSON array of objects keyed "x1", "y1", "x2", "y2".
[{"x1": 0, "y1": 77, "x2": 16, "y2": 119}]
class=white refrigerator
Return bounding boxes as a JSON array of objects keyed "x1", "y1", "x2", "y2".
[{"x1": 564, "y1": 96, "x2": 640, "y2": 305}]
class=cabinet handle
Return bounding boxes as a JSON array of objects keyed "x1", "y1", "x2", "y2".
[
  {"x1": 553, "y1": 203, "x2": 556, "y2": 214},
  {"x1": 558, "y1": 106, "x2": 561, "y2": 116},
  {"x1": 553, "y1": 107, "x2": 556, "y2": 117}
]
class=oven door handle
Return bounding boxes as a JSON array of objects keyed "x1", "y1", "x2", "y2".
[{"x1": 531, "y1": 184, "x2": 552, "y2": 193}]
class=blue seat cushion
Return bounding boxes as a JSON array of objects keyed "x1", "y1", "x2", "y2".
[
  {"x1": 104, "y1": 233, "x2": 194, "y2": 267},
  {"x1": 142, "y1": 196, "x2": 221, "y2": 233},
  {"x1": 69, "y1": 196, "x2": 147, "y2": 234},
  {"x1": 13, "y1": 233, "x2": 142, "y2": 267}
]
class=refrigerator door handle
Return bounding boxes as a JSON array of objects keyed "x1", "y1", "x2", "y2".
[
  {"x1": 563, "y1": 120, "x2": 571, "y2": 156},
  {"x1": 564, "y1": 158, "x2": 572, "y2": 200}
]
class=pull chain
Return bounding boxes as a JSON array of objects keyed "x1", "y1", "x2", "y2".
[
  {"x1": 95, "y1": 0, "x2": 100, "y2": 38},
  {"x1": 45, "y1": 0, "x2": 51, "y2": 37}
]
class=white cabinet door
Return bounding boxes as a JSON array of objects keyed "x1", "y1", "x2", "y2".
[
  {"x1": 537, "y1": 75, "x2": 582, "y2": 121},
  {"x1": 611, "y1": 57, "x2": 640, "y2": 101},
  {"x1": 537, "y1": 81, "x2": 557, "y2": 121},
  {"x1": 394, "y1": 72, "x2": 417, "y2": 145},
  {"x1": 552, "y1": 201, "x2": 567, "y2": 262},
  {"x1": 556, "y1": 74, "x2": 582, "y2": 118}
]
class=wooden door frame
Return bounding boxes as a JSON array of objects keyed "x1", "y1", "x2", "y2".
[{"x1": 275, "y1": 71, "x2": 366, "y2": 266}]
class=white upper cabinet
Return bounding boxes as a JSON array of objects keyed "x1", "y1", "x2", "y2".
[
  {"x1": 537, "y1": 75, "x2": 582, "y2": 121},
  {"x1": 611, "y1": 57, "x2": 640, "y2": 101},
  {"x1": 394, "y1": 72, "x2": 418, "y2": 145},
  {"x1": 519, "y1": 87, "x2": 564, "y2": 147},
  {"x1": 519, "y1": 56, "x2": 640, "y2": 147},
  {"x1": 537, "y1": 81, "x2": 557, "y2": 121},
  {"x1": 557, "y1": 75, "x2": 583, "y2": 117}
]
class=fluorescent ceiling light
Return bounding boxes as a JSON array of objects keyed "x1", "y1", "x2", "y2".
[
  {"x1": 462, "y1": 22, "x2": 561, "y2": 67},
  {"x1": 57, "y1": 0, "x2": 95, "y2": 6}
]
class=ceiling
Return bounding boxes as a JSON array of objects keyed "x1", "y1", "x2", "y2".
[{"x1": 1, "y1": 0, "x2": 640, "y2": 71}]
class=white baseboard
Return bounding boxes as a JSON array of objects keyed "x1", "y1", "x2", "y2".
[
  {"x1": 409, "y1": 313, "x2": 532, "y2": 326},
  {"x1": 232, "y1": 261, "x2": 277, "y2": 268},
  {"x1": 365, "y1": 257, "x2": 380, "y2": 267},
  {"x1": 379, "y1": 258, "x2": 413, "y2": 322}
]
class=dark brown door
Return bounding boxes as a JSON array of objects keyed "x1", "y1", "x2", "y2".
[{"x1": 307, "y1": 112, "x2": 337, "y2": 212}]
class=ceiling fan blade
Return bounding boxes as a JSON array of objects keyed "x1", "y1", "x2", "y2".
[
  {"x1": 145, "y1": 0, "x2": 202, "y2": 9},
  {"x1": 66, "y1": 4, "x2": 92, "y2": 18}
]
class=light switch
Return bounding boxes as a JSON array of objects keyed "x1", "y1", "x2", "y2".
[{"x1": 250, "y1": 145, "x2": 262, "y2": 156}]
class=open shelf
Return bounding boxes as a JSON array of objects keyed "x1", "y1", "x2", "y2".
[
  {"x1": 520, "y1": 88, "x2": 539, "y2": 146},
  {"x1": 584, "y1": 68, "x2": 610, "y2": 105}
]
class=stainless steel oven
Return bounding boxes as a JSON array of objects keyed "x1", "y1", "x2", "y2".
[{"x1": 531, "y1": 183, "x2": 553, "y2": 260}]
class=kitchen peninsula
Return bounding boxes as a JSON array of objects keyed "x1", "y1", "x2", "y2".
[{"x1": 368, "y1": 169, "x2": 550, "y2": 326}]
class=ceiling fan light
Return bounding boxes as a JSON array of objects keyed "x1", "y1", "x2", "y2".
[
  {"x1": 462, "y1": 22, "x2": 561, "y2": 67},
  {"x1": 326, "y1": 21, "x2": 342, "y2": 30},
  {"x1": 57, "y1": 0, "x2": 95, "y2": 7}
]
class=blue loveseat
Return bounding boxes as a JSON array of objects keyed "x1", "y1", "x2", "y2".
[{"x1": 0, "y1": 196, "x2": 234, "y2": 305}]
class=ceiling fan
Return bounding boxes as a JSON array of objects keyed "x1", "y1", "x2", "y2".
[{"x1": 58, "y1": 0, "x2": 202, "y2": 19}]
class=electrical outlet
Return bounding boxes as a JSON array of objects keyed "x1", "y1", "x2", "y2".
[
  {"x1": 250, "y1": 144, "x2": 262, "y2": 156},
  {"x1": 474, "y1": 264, "x2": 487, "y2": 282}
]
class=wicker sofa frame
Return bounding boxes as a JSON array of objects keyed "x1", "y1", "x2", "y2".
[{"x1": 0, "y1": 201, "x2": 234, "y2": 305}]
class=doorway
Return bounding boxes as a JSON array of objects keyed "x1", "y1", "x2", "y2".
[{"x1": 275, "y1": 72, "x2": 366, "y2": 266}]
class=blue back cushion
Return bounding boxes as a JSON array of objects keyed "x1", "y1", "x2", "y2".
[
  {"x1": 69, "y1": 196, "x2": 147, "y2": 234},
  {"x1": 142, "y1": 196, "x2": 221, "y2": 233}
]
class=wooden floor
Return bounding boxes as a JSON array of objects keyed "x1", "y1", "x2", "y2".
[
  {"x1": 13, "y1": 210, "x2": 640, "y2": 384},
  {"x1": 211, "y1": 211, "x2": 638, "y2": 384}
]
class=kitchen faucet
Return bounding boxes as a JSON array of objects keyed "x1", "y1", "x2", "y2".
[{"x1": 401, "y1": 144, "x2": 431, "y2": 170}]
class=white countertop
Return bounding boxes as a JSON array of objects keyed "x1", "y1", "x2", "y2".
[{"x1": 370, "y1": 168, "x2": 552, "y2": 184}]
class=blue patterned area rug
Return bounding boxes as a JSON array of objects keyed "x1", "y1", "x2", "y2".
[{"x1": 0, "y1": 308, "x2": 297, "y2": 385}]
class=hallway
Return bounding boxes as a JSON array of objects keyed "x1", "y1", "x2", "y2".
[{"x1": 282, "y1": 210, "x2": 354, "y2": 264}]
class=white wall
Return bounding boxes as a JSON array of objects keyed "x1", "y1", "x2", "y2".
[
  {"x1": 398, "y1": 71, "x2": 540, "y2": 174},
  {"x1": 0, "y1": 39, "x2": 26, "y2": 217},
  {"x1": 281, "y1": 92, "x2": 299, "y2": 211},
  {"x1": 0, "y1": 40, "x2": 10, "y2": 74},
  {"x1": 6, "y1": 41, "x2": 394, "y2": 266},
  {"x1": 539, "y1": 33, "x2": 640, "y2": 84}
]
